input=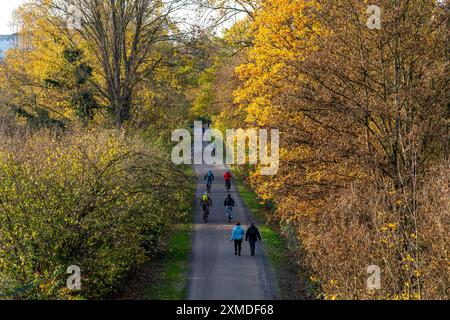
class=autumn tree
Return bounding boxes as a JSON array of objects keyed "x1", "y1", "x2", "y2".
[
  {"x1": 208, "y1": 0, "x2": 448, "y2": 299},
  {"x1": 194, "y1": 0, "x2": 259, "y2": 25},
  {"x1": 0, "y1": 2, "x2": 76, "y2": 128},
  {"x1": 39, "y1": 0, "x2": 187, "y2": 127}
]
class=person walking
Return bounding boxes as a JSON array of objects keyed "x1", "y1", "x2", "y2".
[
  {"x1": 245, "y1": 222, "x2": 262, "y2": 256},
  {"x1": 230, "y1": 222, "x2": 245, "y2": 256}
]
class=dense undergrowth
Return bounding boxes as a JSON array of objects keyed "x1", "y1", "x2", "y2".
[{"x1": 0, "y1": 126, "x2": 191, "y2": 299}]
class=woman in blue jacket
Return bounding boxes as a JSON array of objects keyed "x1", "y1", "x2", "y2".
[{"x1": 230, "y1": 222, "x2": 245, "y2": 256}]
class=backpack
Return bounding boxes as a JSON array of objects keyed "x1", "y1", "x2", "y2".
[
  {"x1": 202, "y1": 194, "x2": 209, "y2": 201},
  {"x1": 225, "y1": 197, "x2": 234, "y2": 206}
]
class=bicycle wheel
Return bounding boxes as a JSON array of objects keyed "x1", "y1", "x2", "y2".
[{"x1": 226, "y1": 207, "x2": 232, "y2": 223}]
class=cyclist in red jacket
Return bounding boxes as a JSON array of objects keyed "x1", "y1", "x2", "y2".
[{"x1": 224, "y1": 171, "x2": 232, "y2": 191}]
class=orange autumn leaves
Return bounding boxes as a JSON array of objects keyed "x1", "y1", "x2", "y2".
[
  {"x1": 211, "y1": 0, "x2": 449, "y2": 299},
  {"x1": 235, "y1": 0, "x2": 321, "y2": 127}
]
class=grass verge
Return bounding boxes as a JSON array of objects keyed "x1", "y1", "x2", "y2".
[
  {"x1": 144, "y1": 223, "x2": 193, "y2": 299},
  {"x1": 117, "y1": 166, "x2": 195, "y2": 300},
  {"x1": 145, "y1": 167, "x2": 195, "y2": 300}
]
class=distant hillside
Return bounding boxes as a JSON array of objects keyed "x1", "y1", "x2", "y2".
[{"x1": 0, "y1": 34, "x2": 17, "y2": 59}]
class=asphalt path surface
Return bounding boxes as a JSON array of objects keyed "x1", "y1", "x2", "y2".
[{"x1": 186, "y1": 152, "x2": 277, "y2": 300}]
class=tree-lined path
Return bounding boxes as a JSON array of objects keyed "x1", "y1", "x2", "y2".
[{"x1": 186, "y1": 145, "x2": 277, "y2": 300}]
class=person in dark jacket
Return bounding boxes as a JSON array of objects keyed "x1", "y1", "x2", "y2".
[
  {"x1": 224, "y1": 194, "x2": 235, "y2": 207},
  {"x1": 245, "y1": 222, "x2": 262, "y2": 256},
  {"x1": 224, "y1": 194, "x2": 235, "y2": 221}
]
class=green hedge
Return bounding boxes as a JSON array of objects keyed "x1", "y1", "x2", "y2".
[{"x1": 0, "y1": 128, "x2": 190, "y2": 299}]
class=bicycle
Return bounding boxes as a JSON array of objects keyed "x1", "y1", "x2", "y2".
[
  {"x1": 206, "y1": 180, "x2": 212, "y2": 193},
  {"x1": 225, "y1": 206, "x2": 233, "y2": 223},
  {"x1": 202, "y1": 205, "x2": 209, "y2": 223},
  {"x1": 225, "y1": 179, "x2": 231, "y2": 192}
]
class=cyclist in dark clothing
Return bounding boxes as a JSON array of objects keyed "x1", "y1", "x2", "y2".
[
  {"x1": 224, "y1": 194, "x2": 235, "y2": 222},
  {"x1": 245, "y1": 222, "x2": 262, "y2": 256},
  {"x1": 224, "y1": 194, "x2": 235, "y2": 207}
]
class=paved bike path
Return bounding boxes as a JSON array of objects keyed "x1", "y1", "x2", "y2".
[{"x1": 186, "y1": 159, "x2": 277, "y2": 300}]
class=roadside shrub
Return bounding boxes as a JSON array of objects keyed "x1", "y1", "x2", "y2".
[
  {"x1": 296, "y1": 165, "x2": 449, "y2": 300},
  {"x1": 0, "y1": 127, "x2": 190, "y2": 299}
]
